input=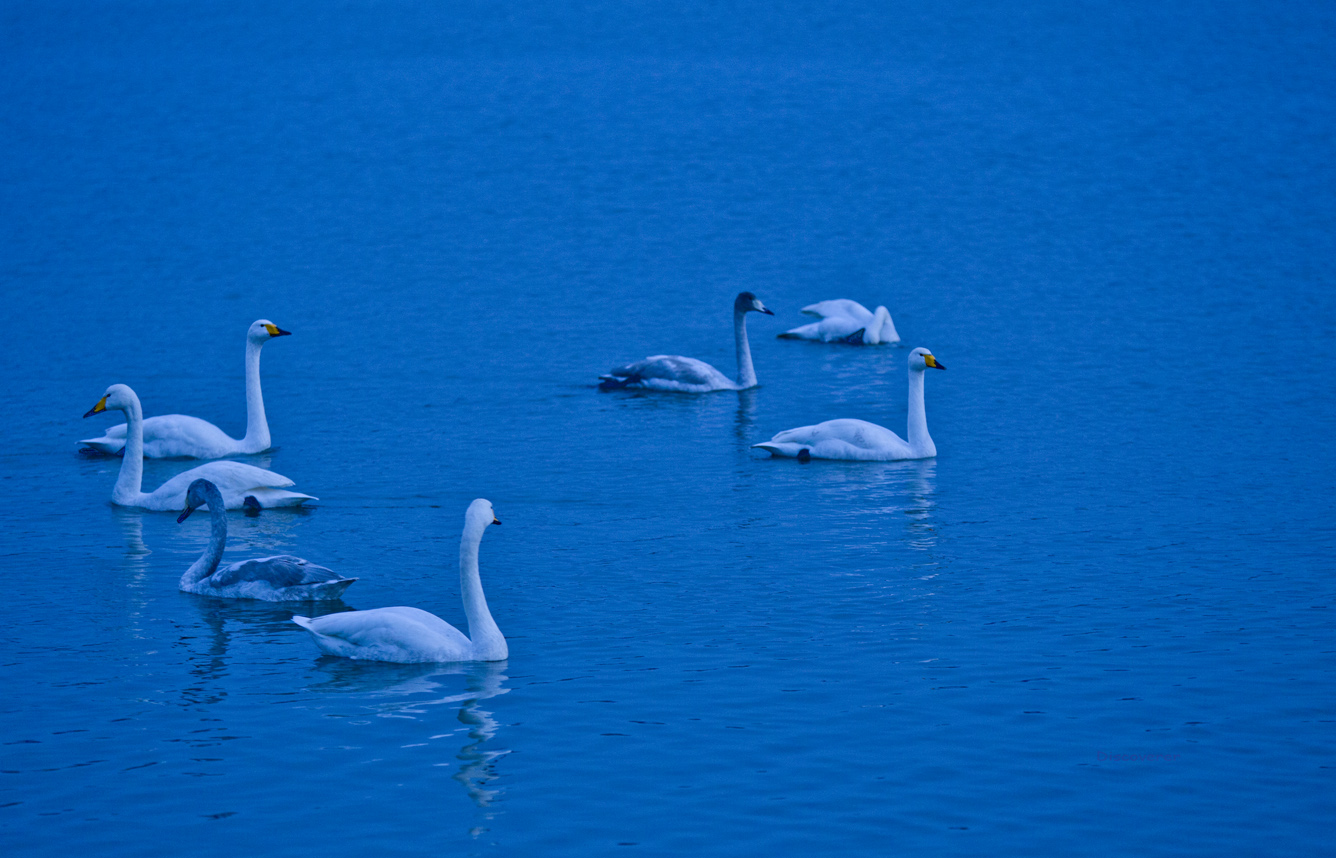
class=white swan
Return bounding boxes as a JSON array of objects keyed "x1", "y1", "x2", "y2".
[
  {"x1": 177, "y1": 479, "x2": 355, "y2": 600},
  {"x1": 79, "y1": 319, "x2": 291, "y2": 458},
  {"x1": 599, "y1": 292, "x2": 775, "y2": 392},
  {"x1": 83, "y1": 384, "x2": 317, "y2": 510},
  {"x1": 753, "y1": 347, "x2": 945, "y2": 460},
  {"x1": 778, "y1": 299, "x2": 899, "y2": 345},
  {"x1": 293, "y1": 499, "x2": 506, "y2": 663}
]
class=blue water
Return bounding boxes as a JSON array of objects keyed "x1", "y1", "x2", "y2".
[{"x1": 2, "y1": 1, "x2": 1334, "y2": 854}]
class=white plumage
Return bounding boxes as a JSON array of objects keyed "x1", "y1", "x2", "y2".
[
  {"x1": 778, "y1": 299, "x2": 900, "y2": 345},
  {"x1": 294, "y1": 499, "x2": 506, "y2": 664},
  {"x1": 599, "y1": 292, "x2": 774, "y2": 392},
  {"x1": 79, "y1": 319, "x2": 291, "y2": 458},
  {"x1": 753, "y1": 347, "x2": 945, "y2": 461},
  {"x1": 83, "y1": 384, "x2": 316, "y2": 510}
]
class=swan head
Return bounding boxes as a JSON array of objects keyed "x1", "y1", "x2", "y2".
[
  {"x1": 84, "y1": 383, "x2": 138, "y2": 418},
  {"x1": 909, "y1": 347, "x2": 945, "y2": 371},
  {"x1": 466, "y1": 498, "x2": 502, "y2": 531},
  {"x1": 178, "y1": 478, "x2": 221, "y2": 523},
  {"x1": 734, "y1": 292, "x2": 774, "y2": 316},
  {"x1": 249, "y1": 319, "x2": 292, "y2": 342}
]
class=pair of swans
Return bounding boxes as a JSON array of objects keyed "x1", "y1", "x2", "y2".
[
  {"x1": 778, "y1": 299, "x2": 900, "y2": 346},
  {"x1": 294, "y1": 499, "x2": 507, "y2": 664},
  {"x1": 177, "y1": 479, "x2": 354, "y2": 600},
  {"x1": 599, "y1": 292, "x2": 774, "y2": 392},
  {"x1": 84, "y1": 384, "x2": 315, "y2": 510},
  {"x1": 80, "y1": 319, "x2": 290, "y2": 458},
  {"x1": 177, "y1": 486, "x2": 507, "y2": 665},
  {"x1": 753, "y1": 347, "x2": 945, "y2": 461}
]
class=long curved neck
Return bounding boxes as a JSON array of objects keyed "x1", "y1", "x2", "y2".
[
  {"x1": 460, "y1": 522, "x2": 506, "y2": 659},
  {"x1": 241, "y1": 339, "x2": 270, "y2": 450},
  {"x1": 734, "y1": 309, "x2": 757, "y2": 389},
  {"x1": 182, "y1": 495, "x2": 227, "y2": 587},
  {"x1": 112, "y1": 400, "x2": 145, "y2": 504},
  {"x1": 876, "y1": 306, "x2": 899, "y2": 344},
  {"x1": 906, "y1": 368, "x2": 935, "y2": 456}
]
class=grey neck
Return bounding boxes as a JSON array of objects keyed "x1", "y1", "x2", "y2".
[
  {"x1": 460, "y1": 521, "x2": 506, "y2": 660},
  {"x1": 182, "y1": 488, "x2": 227, "y2": 587},
  {"x1": 241, "y1": 339, "x2": 270, "y2": 451},
  {"x1": 734, "y1": 309, "x2": 757, "y2": 390}
]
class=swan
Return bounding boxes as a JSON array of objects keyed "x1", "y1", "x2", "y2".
[
  {"x1": 752, "y1": 347, "x2": 945, "y2": 461},
  {"x1": 293, "y1": 499, "x2": 506, "y2": 663},
  {"x1": 777, "y1": 299, "x2": 900, "y2": 345},
  {"x1": 83, "y1": 384, "x2": 317, "y2": 510},
  {"x1": 176, "y1": 479, "x2": 355, "y2": 600},
  {"x1": 79, "y1": 319, "x2": 291, "y2": 458},
  {"x1": 598, "y1": 292, "x2": 775, "y2": 392}
]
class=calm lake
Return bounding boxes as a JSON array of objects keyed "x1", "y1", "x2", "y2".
[{"x1": 2, "y1": 1, "x2": 1333, "y2": 855}]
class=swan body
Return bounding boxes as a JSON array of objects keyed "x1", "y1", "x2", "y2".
[
  {"x1": 599, "y1": 292, "x2": 774, "y2": 392},
  {"x1": 177, "y1": 479, "x2": 355, "y2": 601},
  {"x1": 83, "y1": 384, "x2": 316, "y2": 510},
  {"x1": 753, "y1": 347, "x2": 945, "y2": 461},
  {"x1": 778, "y1": 299, "x2": 899, "y2": 345},
  {"x1": 294, "y1": 499, "x2": 506, "y2": 664},
  {"x1": 79, "y1": 320, "x2": 291, "y2": 458}
]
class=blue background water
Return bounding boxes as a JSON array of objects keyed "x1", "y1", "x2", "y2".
[{"x1": 2, "y1": 1, "x2": 1334, "y2": 854}]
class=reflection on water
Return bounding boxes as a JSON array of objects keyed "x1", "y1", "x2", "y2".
[
  {"x1": 182, "y1": 599, "x2": 312, "y2": 707},
  {"x1": 734, "y1": 388, "x2": 758, "y2": 440},
  {"x1": 113, "y1": 507, "x2": 151, "y2": 563},
  {"x1": 309, "y1": 659, "x2": 511, "y2": 813},
  {"x1": 900, "y1": 459, "x2": 937, "y2": 552}
]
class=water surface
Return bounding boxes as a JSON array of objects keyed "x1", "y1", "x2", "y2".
[{"x1": 2, "y1": 1, "x2": 1334, "y2": 855}]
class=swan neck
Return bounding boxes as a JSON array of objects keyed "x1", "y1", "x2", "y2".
[
  {"x1": 734, "y1": 309, "x2": 757, "y2": 390},
  {"x1": 459, "y1": 521, "x2": 505, "y2": 659},
  {"x1": 182, "y1": 495, "x2": 227, "y2": 587},
  {"x1": 113, "y1": 398, "x2": 145, "y2": 505},
  {"x1": 241, "y1": 339, "x2": 270, "y2": 451},
  {"x1": 877, "y1": 306, "x2": 900, "y2": 344},
  {"x1": 907, "y1": 368, "x2": 934, "y2": 456}
]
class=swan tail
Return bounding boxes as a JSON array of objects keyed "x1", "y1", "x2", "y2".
[
  {"x1": 751, "y1": 442, "x2": 803, "y2": 458},
  {"x1": 78, "y1": 438, "x2": 126, "y2": 455},
  {"x1": 292, "y1": 615, "x2": 315, "y2": 630},
  {"x1": 778, "y1": 322, "x2": 820, "y2": 340},
  {"x1": 598, "y1": 374, "x2": 638, "y2": 390},
  {"x1": 245, "y1": 489, "x2": 318, "y2": 508},
  {"x1": 296, "y1": 578, "x2": 358, "y2": 600}
]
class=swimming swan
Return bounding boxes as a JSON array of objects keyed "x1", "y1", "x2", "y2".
[
  {"x1": 753, "y1": 347, "x2": 945, "y2": 460},
  {"x1": 83, "y1": 384, "x2": 317, "y2": 510},
  {"x1": 599, "y1": 292, "x2": 775, "y2": 392},
  {"x1": 177, "y1": 479, "x2": 355, "y2": 600},
  {"x1": 79, "y1": 319, "x2": 291, "y2": 458},
  {"x1": 777, "y1": 299, "x2": 900, "y2": 345},
  {"x1": 293, "y1": 499, "x2": 506, "y2": 663}
]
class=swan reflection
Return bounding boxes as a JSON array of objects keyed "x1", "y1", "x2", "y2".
[
  {"x1": 734, "y1": 388, "x2": 758, "y2": 440},
  {"x1": 181, "y1": 600, "x2": 307, "y2": 707},
  {"x1": 308, "y1": 659, "x2": 511, "y2": 810},
  {"x1": 900, "y1": 459, "x2": 937, "y2": 551},
  {"x1": 805, "y1": 458, "x2": 938, "y2": 550}
]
